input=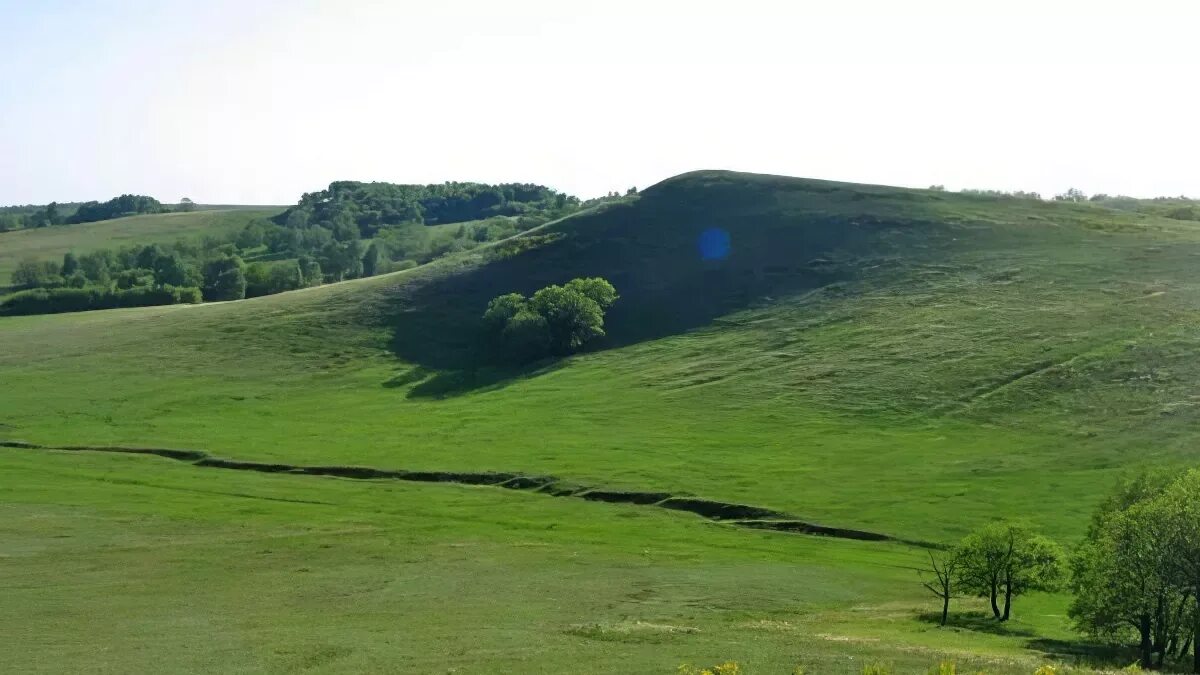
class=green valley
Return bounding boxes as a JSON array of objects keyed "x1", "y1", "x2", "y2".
[{"x1": 4, "y1": 171, "x2": 1200, "y2": 673}]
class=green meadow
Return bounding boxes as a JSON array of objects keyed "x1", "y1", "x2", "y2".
[{"x1": 4, "y1": 171, "x2": 1199, "y2": 672}]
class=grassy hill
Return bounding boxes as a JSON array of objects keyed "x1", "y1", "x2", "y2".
[
  {"x1": 3, "y1": 171, "x2": 1198, "y2": 672},
  {"x1": 0, "y1": 206, "x2": 281, "y2": 286}
]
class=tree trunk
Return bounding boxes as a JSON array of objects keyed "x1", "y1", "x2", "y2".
[
  {"x1": 1001, "y1": 580, "x2": 1013, "y2": 621},
  {"x1": 941, "y1": 594, "x2": 949, "y2": 626},
  {"x1": 989, "y1": 581, "x2": 1001, "y2": 619},
  {"x1": 1140, "y1": 614, "x2": 1154, "y2": 670},
  {"x1": 1193, "y1": 590, "x2": 1199, "y2": 674}
]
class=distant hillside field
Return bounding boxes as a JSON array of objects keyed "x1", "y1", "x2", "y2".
[
  {"x1": 3, "y1": 172, "x2": 1199, "y2": 672},
  {"x1": 0, "y1": 207, "x2": 281, "y2": 284}
]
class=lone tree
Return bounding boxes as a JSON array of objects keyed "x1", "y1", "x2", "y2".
[
  {"x1": 483, "y1": 277, "x2": 618, "y2": 362},
  {"x1": 920, "y1": 551, "x2": 960, "y2": 626},
  {"x1": 955, "y1": 521, "x2": 1063, "y2": 621}
]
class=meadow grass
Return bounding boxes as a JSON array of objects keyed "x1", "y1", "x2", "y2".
[{"x1": 1, "y1": 171, "x2": 1193, "y2": 671}]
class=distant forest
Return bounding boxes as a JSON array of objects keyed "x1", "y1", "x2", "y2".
[
  {"x1": 2, "y1": 181, "x2": 626, "y2": 316},
  {"x1": 0, "y1": 194, "x2": 196, "y2": 231}
]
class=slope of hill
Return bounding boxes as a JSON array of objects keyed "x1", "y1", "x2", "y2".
[
  {"x1": 0, "y1": 207, "x2": 282, "y2": 284},
  {"x1": 3, "y1": 170, "x2": 1198, "y2": 671}
]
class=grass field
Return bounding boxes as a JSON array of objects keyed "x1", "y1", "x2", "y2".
[
  {"x1": 0, "y1": 207, "x2": 281, "y2": 284},
  {"x1": 3, "y1": 171, "x2": 1197, "y2": 672}
]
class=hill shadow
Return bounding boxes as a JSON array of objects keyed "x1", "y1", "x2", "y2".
[{"x1": 373, "y1": 178, "x2": 927, "y2": 397}]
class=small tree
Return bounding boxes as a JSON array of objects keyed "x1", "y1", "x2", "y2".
[
  {"x1": 178, "y1": 197, "x2": 197, "y2": 212},
  {"x1": 61, "y1": 252, "x2": 79, "y2": 276},
  {"x1": 955, "y1": 521, "x2": 1063, "y2": 621},
  {"x1": 362, "y1": 241, "x2": 384, "y2": 277},
  {"x1": 11, "y1": 258, "x2": 62, "y2": 289},
  {"x1": 920, "y1": 551, "x2": 960, "y2": 626},
  {"x1": 201, "y1": 255, "x2": 246, "y2": 301}
]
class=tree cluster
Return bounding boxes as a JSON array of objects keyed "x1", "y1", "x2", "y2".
[
  {"x1": 275, "y1": 180, "x2": 578, "y2": 239},
  {"x1": 483, "y1": 277, "x2": 618, "y2": 362},
  {"x1": 1070, "y1": 469, "x2": 1200, "y2": 670},
  {"x1": 0, "y1": 194, "x2": 198, "y2": 231},
  {"x1": 4, "y1": 181, "x2": 585, "y2": 316},
  {"x1": 921, "y1": 522, "x2": 1064, "y2": 627},
  {"x1": 921, "y1": 470, "x2": 1200, "y2": 672},
  {"x1": 68, "y1": 194, "x2": 165, "y2": 224}
]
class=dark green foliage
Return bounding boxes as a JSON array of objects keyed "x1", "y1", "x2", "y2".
[
  {"x1": 362, "y1": 241, "x2": 384, "y2": 277},
  {"x1": 1070, "y1": 470, "x2": 1200, "y2": 669},
  {"x1": 276, "y1": 181, "x2": 578, "y2": 238},
  {"x1": 68, "y1": 194, "x2": 165, "y2": 224},
  {"x1": 61, "y1": 252, "x2": 79, "y2": 276},
  {"x1": 245, "y1": 261, "x2": 304, "y2": 298},
  {"x1": 114, "y1": 268, "x2": 154, "y2": 290},
  {"x1": 483, "y1": 278, "x2": 618, "y2": 361},
  {"x1": 297, "y1": 256, "x2": 322, "y2": 286},
  {"x1": 0, "y1": 284, "x2": 202, "y2": 316},
  {"x1": 151, "y1": 252, "x2": 199, "y2": 287},
  {"x1": 954, "y1": 521, "x2": 1063, "y2": 621},
  {"x1": 11, "y1": 258, "x2": 63, "y2": 289},
  {"x1": 201, "y1": 256, "x2": 247, "y2": 301}
]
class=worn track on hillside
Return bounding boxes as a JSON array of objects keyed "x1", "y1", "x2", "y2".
[{"x1": 1, "y1": 440, "x2": 939, "y2": 548}]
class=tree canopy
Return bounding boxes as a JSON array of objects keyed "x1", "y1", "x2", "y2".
[{"x1": 483, "y1": 277, "x2": 618, "y2": 362}]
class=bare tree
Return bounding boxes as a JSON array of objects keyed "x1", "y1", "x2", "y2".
[{"x1": 921, "y1": 551, "x2": 959, "y2": 626}]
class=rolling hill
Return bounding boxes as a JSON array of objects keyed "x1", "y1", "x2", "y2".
[{"x1": 3, "y1": 170, "x2": 1198, "y2": 672}]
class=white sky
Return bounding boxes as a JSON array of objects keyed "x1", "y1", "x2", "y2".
[{"x1": 2, "y1": 0, "x2": 1199, "y2": 204}]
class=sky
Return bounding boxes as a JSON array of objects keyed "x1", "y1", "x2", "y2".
[{"x1": 2, "y1": 0, "x2": 1199, "y2": 205}]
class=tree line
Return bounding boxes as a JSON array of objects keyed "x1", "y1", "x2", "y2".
[
  {"x1": 2, "y1": 180, "x2": 597, "y2": 316},
  {"x1": 922, "y1": 468, "x2": 1200, "y2": 671},
  {"x1": 0, "y1": 194, "x2": 197, "y2": 231}
]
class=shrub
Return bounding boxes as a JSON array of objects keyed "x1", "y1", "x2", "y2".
[
  {"x1": 10, "y1": 258, "x2": 63, "y2": 289},
  {"x1": 0, "y1": 285, "x2": 204, "y2": 316},
  {"x1": 482, "y1": 277, "x2": 618, "y2": 362}
]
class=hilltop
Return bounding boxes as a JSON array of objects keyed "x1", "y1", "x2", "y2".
[{"x1": 4, "y1": 170, "x2": 1200, "y2": 672}]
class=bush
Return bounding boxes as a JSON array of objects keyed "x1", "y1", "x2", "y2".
[
  {"x1": 10, "y1": 258, "x2": 63, "y2": 289},
  {"x1": 482, "y1": 277, "x2": 618, "y2": 362},
  {"x1": 0, "y1": 285, "x2": 203, "y2": 316}
]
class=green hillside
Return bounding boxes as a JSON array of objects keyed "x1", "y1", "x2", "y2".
[
  {"x1": 3, "y1": 171, "x2": 1198, "y2": 672},
  {"x1": 0, "y1": 207, "x2": 281, "y2": 285}
]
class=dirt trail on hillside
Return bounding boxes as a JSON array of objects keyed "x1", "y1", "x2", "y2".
[{"x1": 0, "y1": 440, "x2": 937, "y2": 548}]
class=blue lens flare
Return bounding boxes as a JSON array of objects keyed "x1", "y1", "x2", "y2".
[{"x1": 698, "y1": 227, "x2": 731, "y2": 261}]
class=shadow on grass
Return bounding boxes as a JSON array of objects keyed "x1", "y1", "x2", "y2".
[
  {"x1": 384, "y1": 361, "x2": 568, "y2": 400},
  {"x1": 370, "y1": 180, "x2": 907, "y2": 398},
  {"x1": 1026, "y1": 638, "x2": 1139, "y2": 671},
  {"x1": 916, "y1": 611, "x2": 1037, "y2": 638},
  {"x1": 919, "y1": 611, "x2": 1143, "y2": 671}
]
